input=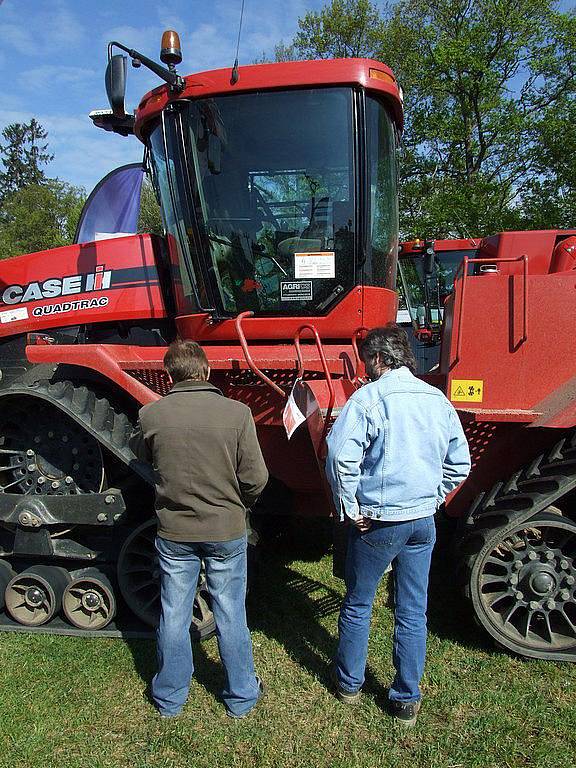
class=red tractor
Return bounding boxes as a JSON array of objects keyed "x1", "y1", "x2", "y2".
[{"x1": 0, "y1": 31, "x2": 573, "y2": 663}]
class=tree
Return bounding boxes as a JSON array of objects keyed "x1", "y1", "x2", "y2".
[
  {"x1": 0, "y1": 181, "x2": 85, "y2": 259},
  {"x1": 294, "y1": 0, "x2": 385, "y2": 59},
  {"x1": 138, "y1": 179, "x2": 164, "y2": 236},
  {"x1": 286, "y1": 0, "x2": 576, "y2": 238},
  {"x1": 0, "y1": 119, "x2": 53, "y2": 204}
]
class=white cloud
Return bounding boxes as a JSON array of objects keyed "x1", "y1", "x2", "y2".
[
  {"x1": 0, "y1": 1, "x2": 85, "y2": 57},
  {"x1": 18, "y1": 65, "x2": 98, "y2": 95}
]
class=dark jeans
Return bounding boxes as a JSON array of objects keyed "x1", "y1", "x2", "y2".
[
  {"x1": 151, "y1": 534, "x2": 261, "y2": 717},
  {"x1": 336, "y1": 516, "x2": 436, "y2": 702}
]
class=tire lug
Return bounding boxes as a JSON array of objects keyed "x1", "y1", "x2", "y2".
[
  {"x1": 560, "y1": 590, "x2": 570, "y2": 601},
  {"x1": 513, "y1": 561, "x2": 523, "y2": 571},
  {"x1": 509, "y1": 574, "x2": 519, "y2": 586},
  {"x1": 528, "y1": 551, "x2": 538, "y2": 561},
  {"x1": 37, "y1": 477, "x2": 46, "y2": 485},
  {"x1": 545, "y1": 599, "x2": 556, "y2": 610},
  {"x1": 65, "y1": 476, "x2": 73, "y2": 485},
  {"x1": 515, "y1": 591, "x2": 524, "y2": 601},
  {"x1": 545, "y1": 551, "x2": 554, "y2": 561},
  {"x1": 51, "y1": 481, "x2": 60, "y2": 490},
  {"x1": 27, "y1": 464, "x2": 36, "y2": 472},
  {"x1": 529, "y1": 600, "x2": 540, "y2": 610},
  {"x1": 566, "y1": 576, "x2": 575, "y2": 586},
  {"x1": 560, "y1": 560, "x2": 570, "y2": 570},
  {"x1": 26, "y1": 449, "x2": 34, "y2": 457}
]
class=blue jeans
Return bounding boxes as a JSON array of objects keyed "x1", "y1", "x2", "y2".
[
  {"x1": 336, "y1": 516, "x2": 436, "y2": 702},
  {"x1": 151, "y1": 534, "x2": 261, "y2": 717}
]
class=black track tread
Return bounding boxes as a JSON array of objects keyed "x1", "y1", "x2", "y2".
[
  {"x1": 458, "y1": 429, "x2": 576, "y2": 661},
  {"x1": 0, "y1": 380, "x2": 153, "y2": 485}
]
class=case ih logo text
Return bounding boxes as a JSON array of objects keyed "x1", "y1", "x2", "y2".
[{"x1": 1, "y1": 266, "x2": 112, "y2": 306}]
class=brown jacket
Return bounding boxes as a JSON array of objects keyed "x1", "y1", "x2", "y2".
[{"x1": 130, "y1": 380, "x2": 268, "y2": 542}]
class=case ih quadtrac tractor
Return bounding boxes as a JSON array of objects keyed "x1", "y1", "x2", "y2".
[{"x1": 0, "y1": 32, "x2": 574, "y2": 663}]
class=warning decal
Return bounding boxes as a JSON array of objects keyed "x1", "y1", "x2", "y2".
[
  {"x1": 450, "y1": 379, "x2": 484, "y2": 403},
  {"x1": 294, "y1": 251, "x2": 335, "y2": 279}
]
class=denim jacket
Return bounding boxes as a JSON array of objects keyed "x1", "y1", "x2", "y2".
[{"x1": 325, "y1": 367, "x2": 471, "y2": 522}]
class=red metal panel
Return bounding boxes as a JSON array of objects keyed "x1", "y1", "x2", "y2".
[
  {"x1": 134, "y1": 58, "x2": 403, "y2": 139},
  {"x1": 177, "y1": 286, "x2": 397, "y2": 342},
  {"x1": 478, "y1": 230, "x2": 576, "y2": 276},
  {"x1": 441, "y1": 271, "x2": 576, "y2": 418},
  {"x1": 0, "y1": 234, "x2": 167, "y2": 338}
]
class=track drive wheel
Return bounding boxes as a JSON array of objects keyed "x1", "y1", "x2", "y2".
[
  {"x1": 464, "y1": 509, "x2": 576, "y2": 659},
  {"x1": 5, "y1": 565, "x2": 71, "y2": 626},
  {"x1": 63, "y1": 570, "x2": 116, "y2": 630},
  {"x1": 117, "y1": 520, "x2": 215, "y2": 639}
]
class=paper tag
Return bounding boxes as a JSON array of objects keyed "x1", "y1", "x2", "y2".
[
  {"x1": 280, "y1": 281, "x2": 313, "y2": 301},
  {"x1": 294, "y1": 251, "x2": 335, "y2": 279},
  {"x1": 283, "y1": 387, "x2": 307, "y2": 440},
  {"x1": 0, "y1": 307, "x2": 28, "y2": 324}
]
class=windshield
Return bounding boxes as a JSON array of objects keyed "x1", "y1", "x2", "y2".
[{"x1": 148, "y1": 87, "x2": 399, "y2": 318}]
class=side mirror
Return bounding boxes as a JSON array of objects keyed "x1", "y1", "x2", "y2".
[
  {"x1": 423, "y1": 247, "x2": 435, "y2": 276},
  {"x1": 105, "y1": 55, "x2": 128, "y2": 118}
]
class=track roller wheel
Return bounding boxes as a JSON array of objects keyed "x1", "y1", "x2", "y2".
[
  {"x1": 5, "y1": 565, "x2": 71, "y2": 626},
  {"x1": 466, "y1": 509, "x2": 576, "y2": 659},
  {"x1": 63, "y1": 570, "x2": 116, "y2": 630},
  {"x1": 117, "y1": 520, "x2": 215, "y2": 639},
  {"x1": 0, "y1": 559, "x2": 16, "y2": 611}
]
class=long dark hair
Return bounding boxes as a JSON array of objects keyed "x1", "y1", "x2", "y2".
[{"x1": 360, "y1": 324, "x2": 417, "y2": 374}]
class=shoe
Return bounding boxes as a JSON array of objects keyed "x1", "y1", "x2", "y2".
[
  {"x1": 226, "y1": 676, "x2": 265, "y2": 719},
  {"x1": 331, "y1": 666, "x2": 361, "y2": 704},
  {"x1": 389, "y1": 699, "x2": 421, "y2": 727}
]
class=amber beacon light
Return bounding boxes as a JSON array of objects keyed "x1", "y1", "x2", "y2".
[{"x1": 160, "y1": 30, "x2": 182, "y2": 68}]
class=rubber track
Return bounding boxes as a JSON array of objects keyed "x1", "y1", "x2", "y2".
[
  {"x1": 458, "y1": 430, "x2": 576, "y2": 660},
  {"x1": 0, "y1": 379, "x2": 154, "y2": 485}
]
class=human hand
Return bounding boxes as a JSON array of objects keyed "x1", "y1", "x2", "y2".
[{"x1": 354, "y1": 516, "x2": 372, "y2": 532}]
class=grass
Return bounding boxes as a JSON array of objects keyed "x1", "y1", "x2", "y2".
[{"x1": 0, "y1": 527, "x2": 574, "y2": 768}]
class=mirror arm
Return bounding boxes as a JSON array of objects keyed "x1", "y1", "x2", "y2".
[{"x1": 108, "y1": 41, "x2": 185, "y2": 92}]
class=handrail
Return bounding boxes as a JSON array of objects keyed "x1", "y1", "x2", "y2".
[
  {"x1": 234, "y1": 311, "x2": 286, "y2": 398},
  {"x1": 453, "y1": 255, "x2": 528, "y2": 367},
  {"x1": 351, "y1": 326, "x2": 369, "y2": 385},
  {"x1": 294, "y1": 324, "x2": 336, "y2": 450}
]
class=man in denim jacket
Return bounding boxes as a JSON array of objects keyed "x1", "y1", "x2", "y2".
[{"x1": 326, "y1": 325, "x2": 470, "y2": 726}]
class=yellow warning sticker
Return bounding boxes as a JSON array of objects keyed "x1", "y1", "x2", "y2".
[{"x1": 450, "y1": 379, "x2": 484, "y2": 403}]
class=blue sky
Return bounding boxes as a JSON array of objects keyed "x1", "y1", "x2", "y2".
[{"x1": 0, "y1": 0, "x2": 324, "y2": 193}]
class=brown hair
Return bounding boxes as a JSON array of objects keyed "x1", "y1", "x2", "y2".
[
  {"x1": 360, "y1": 324, "x2": 417, "y2": 374},
  {"x1": 164, "y1": 340, "x2": 209, "y2": 383}
]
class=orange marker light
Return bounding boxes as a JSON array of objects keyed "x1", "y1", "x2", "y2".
[{"x1": 369, "y1": 68, "x2": 395, "y2": 84}]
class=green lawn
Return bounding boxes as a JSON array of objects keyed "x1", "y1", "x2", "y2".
[{"x1": 0, "y1": 531, "x2": 574, "y2": 768}]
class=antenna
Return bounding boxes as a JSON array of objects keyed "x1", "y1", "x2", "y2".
[{"x1": 231, "y1": 0, "x2": 246, "y2": 85}]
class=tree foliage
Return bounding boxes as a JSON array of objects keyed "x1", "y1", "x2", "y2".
[
  {"x1": 0, "y1": 120, "x2": 85, "y2": 259},
  {"x1": 138, "y1": 179, "x2": 164, "y2": 237},
  {"x1": 0, "y1": 119, "x2": 53, "y2": 204},
  {"x1": 288, "y1": 0, "x2": 576, "y2": 238},
  {"x1": 0, "y1": 181, "x2": 85, "y2": 259}
]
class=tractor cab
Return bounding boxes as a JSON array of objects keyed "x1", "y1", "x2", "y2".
[
  {"x1": 94, "y1": 33, "x2": 403, "y2": 336},
  {"x1": 397, "y1": 238, "x2": 480, "y2": 372}
]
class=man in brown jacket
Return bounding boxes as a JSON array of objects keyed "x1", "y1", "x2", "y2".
[{"x1": 131, "y1": 339, "x2": 268, "y2": 719}]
